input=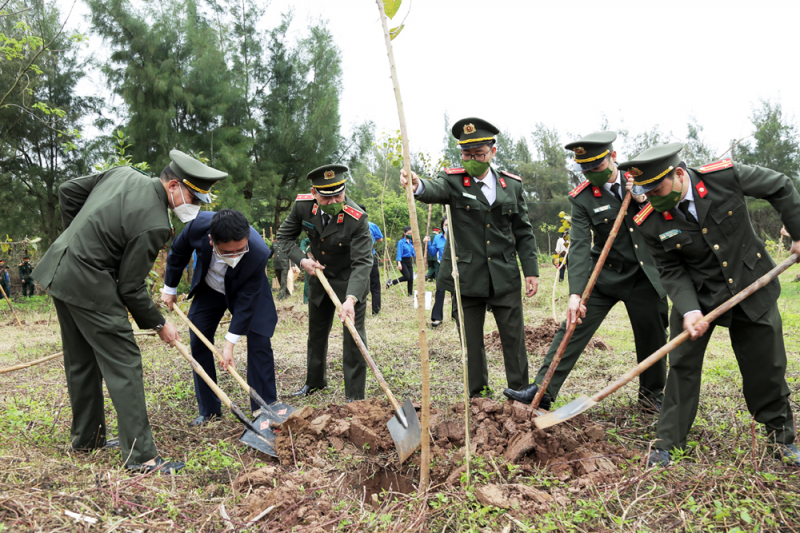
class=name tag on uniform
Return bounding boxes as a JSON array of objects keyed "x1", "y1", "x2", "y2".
[
  {"x1": 593, "y1": 205, "x2": 611, "y2": 213},
  {"x1": 462, "y1": 192, "x2": 477, "y2": 200},
  {"x1": 303, "y1": 220, "x2": 315, "y2": 229},
  {"x1": 659, "y1": 229, "x2": 681, "y2": 241}
]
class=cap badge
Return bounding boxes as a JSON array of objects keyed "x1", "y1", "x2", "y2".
[
  {"x1": 629, "y1": 167, "x2": 643, "y2": 177},
  {"x1": 463, "y1": 123, "x2": 476, "y2": 135},
  {"x1": 573, "y1": 147, "x2": 586, "y2": 156},
  {"x1": 323, "y1": 170, "x2": 336, "y2": 180}
]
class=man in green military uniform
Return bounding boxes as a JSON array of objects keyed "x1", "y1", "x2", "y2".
[
  {"x1": 401, "y1": 118, "x2": 539, "y2": 397},
  {"x1": 504, "y1": 132, "x2": 667, "y2": 412},
  {"x1": 19, "y1": 256, "x2": 34, "y2": 297},
  {"x1": 33, "y1": 150, "x2": 227, "y2": 473},
  {"x1": 620, "y1": 142, "x2": 800, "y2": 467},
  {"x1": 277, "y1": 164, "x2": 373, "y2": 400},
  {"x1": 272, "y1": 236, "x2": 291, "y2": 301}
]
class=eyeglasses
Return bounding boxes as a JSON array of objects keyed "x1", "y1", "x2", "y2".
[
  {"x1": 214, "y1": 243, "x2": 249, "y2": 258},
  {"x1": 460, "y1": 150, "x2": 491, "y2": 162}
]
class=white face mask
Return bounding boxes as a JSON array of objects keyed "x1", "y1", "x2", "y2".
[
  {"x1": 171, "y1": 186, "x2": 201, "y2": 223},
  {"x1": 214, "y1": 244, "x2": 248, "y2": 269}
]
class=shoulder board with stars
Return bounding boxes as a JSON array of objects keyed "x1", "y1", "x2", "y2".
[
  {"x1": 445, "y1": 167, "x2": 466, "y2": 174},
  {"x1": 500, "y1": 170, "x2": 522, "y2": 182},
  {"x1": 568, "y1": 180, "x2": 591, "y2": 198},
  {"x1": 697, "y1": 159, "x2": 733, "y2": 174},
  {"x1": 634, "y1": 203, "x2": 655, "y2": 225},
  {"x1": 342, "y1": 205, "x2": 363, "y2": 220},
  {"x1": 296, "y1": 194, "x2": 314, "y2": 201}
]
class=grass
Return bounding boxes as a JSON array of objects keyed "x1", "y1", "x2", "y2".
[{"x1": 0, "y1": 264, "x2": 798, "y2": 531}]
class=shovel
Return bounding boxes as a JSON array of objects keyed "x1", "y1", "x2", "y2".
[
  {"x1": 535, "y1": 253, "x2": 799, "y2": 429},
  {"x1": 315, "y1": 268, "x2": 421, "y2": 463},
  {"x1": 531, "y1": 191, "x2": 632, "y2": 410},
  {"x1": 170, "y1": 306, "x2": 295, "y2": 440},
  {"x1": 173, "y1": 340, "x2": 278, "y2": 457}
]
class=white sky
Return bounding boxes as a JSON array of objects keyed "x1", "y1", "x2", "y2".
[{"x1": 70, "y1": 0, "x2": 800, "y2": 162}]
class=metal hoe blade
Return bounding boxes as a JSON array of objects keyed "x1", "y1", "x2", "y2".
[
  {"x1": 240, "y1": 427, "x2": 277, "y2": 457},
  {"x1": 386, "y1": 398, "x2": 422, "y2": 464},
  {"x1": 534, "y1": 395, "x2": 597, "y2": 429}
]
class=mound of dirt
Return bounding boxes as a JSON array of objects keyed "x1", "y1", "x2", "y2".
[
  {"x1": 274, "y1": 397, "x2": 634, "y2": 487},
  {"x1": 485, "y1": 317, "x2": 609, "y2": 356},
  {"x1": 276, "y1": 303, "x2": 307, "y2": 324}
]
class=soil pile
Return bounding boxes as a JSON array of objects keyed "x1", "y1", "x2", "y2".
[
  {"x1": 485, "y1": 317, "x2": 610, "y2": 356},
  {"x1": 274, "y1": 398, "x2": 634, "y2": 486}
]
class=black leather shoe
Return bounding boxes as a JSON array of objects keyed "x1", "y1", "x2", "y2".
[
  {"x1": 639, "y1": 400, "x2": 662, "y2": 415},
  {"x1": 126, "y1": 456, "x2": 185, "y2": 474},
  {"x1": 431, "y1": 320, "x2": 442, "y2": 328},
  {"x1": 503, "y1": 383, "x2": 552, "y2": 410},
  {"x1": 73, "y1": 438, "x2": 120, "y2": 453},
  {"x1": 774, "y1": 443, "x2": 800, "y2": 467},
  {"x1": 648, "y1": 449, "x2": 670, "y2": 467},
  {"x1": 291, "y1": 385, "x2": 323, "y2": 398},
  {"x1": 190, "y1": 413, "x2": 220, "y2": 427}
]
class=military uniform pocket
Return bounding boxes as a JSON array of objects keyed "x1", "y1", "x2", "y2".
[
  {"x1": 711, "y1": 196, "x2": 745, "y2": 237},
  {"x1": 659, "y1": 231, "x2": 693, "y2": 253},
  {"x1": 455, "y1": 198, "x2": 480, "y2": 226},
  {"x1": 590, "y1": 206, "x2": 619, "y2": 226}
]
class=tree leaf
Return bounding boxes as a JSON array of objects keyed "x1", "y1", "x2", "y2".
[
  {"x1": 383, "y1": 0, "x2": 401, "y2": 19},
  {"x1": 389, "y1": 25, "x2": 405, "y2": 40},
  {"x1": 0, "y1": 244, "x2": 8, "y2": 253}
]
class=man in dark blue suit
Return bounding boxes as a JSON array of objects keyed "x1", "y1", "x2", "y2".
[{"x1": 161, "y1": 209, "x2": 278, "y2": 426}]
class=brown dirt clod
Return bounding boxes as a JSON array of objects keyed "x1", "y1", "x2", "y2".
[{"x1": 484, "y1": 317, "x2": 610, "y2": 356}]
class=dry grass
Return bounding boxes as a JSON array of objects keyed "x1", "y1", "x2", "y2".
[{"x1": 0, "y1": 265, "x2": 798, "y2": 531}]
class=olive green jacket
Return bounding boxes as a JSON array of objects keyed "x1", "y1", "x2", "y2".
[
  {"x1": 18, "y1": 262, "x2": 33, "y2": 283},
  {"x1": 636, "y1": 161, "x2": 800, "y2": 321},
  {"x1": 276, "y1": 195, "x2": 372, "y2": 306},
  {"x1": 417, "y1": 167, "x2": 539, "y2": 298},
  {"x1": 567, "y1": 178, "x2": 665, "y2": 298},
  {"x1": 33, "y1": 167, "x2": 171, "y2": 329}
]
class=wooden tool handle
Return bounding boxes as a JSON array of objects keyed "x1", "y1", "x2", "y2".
[
  {"x1": 592, "y1": 253, "x2": 799, "y2": 403},
  {"x1": 0, "y1": 352, "x2": 62, "y2": 374},
  {"x1": 315, "y1": 268, "x2": 402, "y2": 412},
  {"x1": 533, "y1": 191, "x2": 632, "y2": 409},
  {"x1": 172, "y1": 305, "x2": 251, "y2": 394},
  {"x1": 174, "y1": 340, "x2": 233, "y2": 409}
]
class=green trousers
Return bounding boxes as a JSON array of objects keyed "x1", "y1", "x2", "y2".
[
  {"x1": 534, "y1": 272, "x2": 668, "y2": 404},
  {"x1": 21, "y1": 279, "x2": 34, "y2": 296},
  {"x1": 305, "y1": 295, "x2": 368, "y2": 400},
  {"x1": 303, "y1": 275, "x2": 309, "y2": 304},
  {"x1": 426, "y1": 260, "x2": 439, "y2": 280},
  {"x1": 657, "y1": 301, "x2": 795, "y2": 451},
  {"x1": 462, "y1": 289, "x2": 528, "y2": 397},
  {"x1": 53, "y1": 298, "x2": 157, "y2": 465}
]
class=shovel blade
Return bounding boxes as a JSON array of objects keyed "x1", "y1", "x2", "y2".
[
  {"x1": 239, "y1": 427, "x2": 277, "y2": 457},
  {"x1": 386, "y1": 398, "x2": 421, "y2": 464},
  {"x1": 261, "y1": 402, "x2": 296, "y2": 424},
  {"x1": 534, "y1": 395, "x2": 597, "y2": 429}
]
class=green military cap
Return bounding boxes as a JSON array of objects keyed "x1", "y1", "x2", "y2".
[
  {"x1": 564, "y1": 131, "x2": 617, "y2": 172},
  {"x1": 307, "y1": 164, "x2": 349, "y2": 197},
  {"x1": 452, "y1": 117, "x2": 500, "y2": 150},
  {"x1": 169, "y1": 150, "x2": 228, "y2": 204},
  {"x1": 618, "y1": 142, "x2": 684, "y2": 195}
]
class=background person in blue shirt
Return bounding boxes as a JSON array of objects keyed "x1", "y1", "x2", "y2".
[
  {"x1": 424, "y1": 227, "x2": 442, "y2": 281},
  {"x1": 365, "y1": 209, "x2": 384, "y2": 315},
  {"x1": 386, "y1": 225, "x2": 415, "y2": 296}
]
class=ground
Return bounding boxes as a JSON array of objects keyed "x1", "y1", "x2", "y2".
[{"x1": 0, "y1": 263, "x2": 799, "y2": 532}]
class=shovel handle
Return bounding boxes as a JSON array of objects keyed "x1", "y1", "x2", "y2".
[
  {"x1": 532, "y1": 191, "x2": 632, "y2": 409},
  {"x1": 592, "y1": 253, "x2": 799, "y2": 403},
  {"x1": 171, "y1": 306, "x2": 253, "y2": 395},
  {"x1": 174, "y1": 340, "x2": 233, "y2": 410},
  {"x1": 314, "y1": 268, "x2": 403, "y2": 413},
  {"x1": 0, "y1": 352, "x2": 62, "y2": 374}
]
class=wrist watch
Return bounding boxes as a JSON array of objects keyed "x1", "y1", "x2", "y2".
[
  {"x1": 153, "y1": 321, "x2": 166, "y2": 332},
  {"x1": 346, "y1": 295, "x2": 358, "y2": 303}
]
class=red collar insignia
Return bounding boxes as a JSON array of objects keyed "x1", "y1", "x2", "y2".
[
  {"x1": 592, "y1": 186, "x2": 602, "y2": 197},
  {"x1": 337, "y1": 213, "x2": 344, "y2": 224},
  {"x1": 312, "y1": 204, "x2": 318, "y2": 215},
  {"x1": 663, "y1": 211, "x2": 673, "y2": 220},
  {"x1": 696, "y1": 181, "x2": 708, "y2": 198},
  {"x1": 498, "y1": 177, "x2": 507, "y2": 189},
  {"x1": 463, "y1": 176, "x2": 470, "y2": 187}
]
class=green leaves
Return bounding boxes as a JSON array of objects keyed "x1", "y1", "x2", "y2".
[
  {"x1": 383, "y1": 0, "x2": 402, "y2": 19},
  {"x1": 389, "y1": 25, "x2": 404, "y2": 40}
]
